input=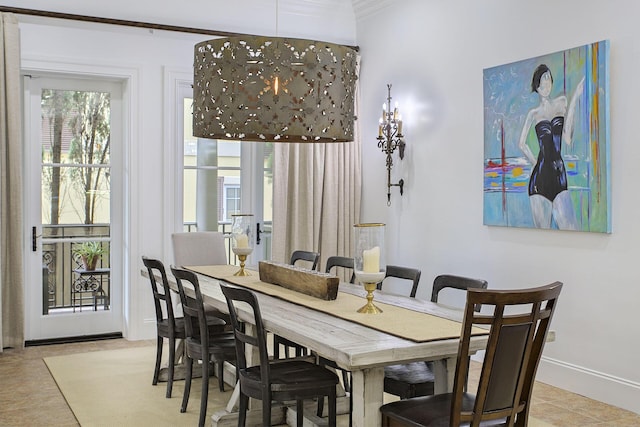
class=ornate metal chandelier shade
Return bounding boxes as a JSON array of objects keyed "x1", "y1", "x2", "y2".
[{"x1": 193, "y1": 36, "x2": 358, "y2": 143}]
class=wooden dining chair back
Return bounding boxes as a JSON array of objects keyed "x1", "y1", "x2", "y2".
[
  {"x1": 170, "y1": 267, "x2": 237, "y2": 427},
  {"x1": 378, "y1": 265, "x2": 422, "y2": 298},
  {"x1": 142, "y1": 256, "x2": 185, "y2": 398},
  {"x1": 380, "y1": 281, "x2": 563, "y2": 427},
  {"x1": 290, "y1": 250, "x2": 321, "y2": 271},
  {"x1": 220, "y1": 284, "x2": 339, "y2": 427},
  {"x1": 172, "y1": 231, "x2": 227, "y2": 267},
  {"x1": 432, "y1": 274, "x2": 488, "y2": 312},
  {"x1": 325, "y1": 255, "x2": 355, "y2": 284}
]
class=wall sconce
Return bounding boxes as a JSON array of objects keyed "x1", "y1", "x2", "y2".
[{"x1": 377, "y1": 84, "x2": 406, "y2": 205}]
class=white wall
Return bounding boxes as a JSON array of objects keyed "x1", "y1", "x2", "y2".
[{"x1": 356, "y1": 0, "x2": 640, "y2": 414}]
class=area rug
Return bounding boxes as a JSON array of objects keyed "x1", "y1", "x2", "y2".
[
  {"x1": 44, "y1": 346, "x2": 232, "y2": 427},
  {"x1": 44, "y1": 346, "x2": 556, "y2": 427}
]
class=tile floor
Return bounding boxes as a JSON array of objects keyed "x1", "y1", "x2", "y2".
[{"x1": 0, "y1": 338, "x2": 638, "y2": 426}]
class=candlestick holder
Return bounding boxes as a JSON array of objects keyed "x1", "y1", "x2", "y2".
[
  {"x1": 353, "y1": 223, "x2": 386, "y2": 314},
  {"x1": 231, "y1": 214, "x2": 254, "y2": 276},
  {"x1": 377, "y1": 83, "x2": 406, "y2": 206}
]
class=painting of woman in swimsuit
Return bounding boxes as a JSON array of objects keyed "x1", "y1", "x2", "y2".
[
  {"x1": 483, "y1": 41, "x2": 610, "y2": 233},
  {"x1": 518, "y1": 64, "x2": 584, "y2": 230}
]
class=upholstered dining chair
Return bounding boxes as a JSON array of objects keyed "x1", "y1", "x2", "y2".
[
  {"x1": 172, "y1": 231, "x2": 230, "y2": 322},
  {"x1": 380, "y1": 282, "x2": 563, "y2": 426},
  {"x1": 220, "y1": 284, "x2": 339, "y2": 427},
  {"x1": 170, "y1": 267, "x2": 237, "y2": 427},
  {"x1": 142, "y1": 256, "x2": 186, "y2": 398},
  {"x1": 384, "y1": 274, "x2": 489, "y2": 400},
  {"x1": 325, "y1": 255, "x2": 355, "y2": 284},
  {"x1": 290, "y1": 250, "x2": 321, "y2": 271},
  {"x1": 171, "y1": 231, "x2": 228, "y2": 267}
]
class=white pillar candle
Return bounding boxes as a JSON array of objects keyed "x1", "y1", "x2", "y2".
[
  {"x1": 363, "y1": 246, "x2": 380, "y2": 273},
  {"x1": 235, "y1": 233, "x2": 249, "y2": 248}
]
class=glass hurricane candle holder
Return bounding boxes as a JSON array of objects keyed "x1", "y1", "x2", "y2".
[
  {"x1": 231, "y1": 214, "x2": 254, "y2": 276},
  {"x1": 353, "y1": 223, "x2": 386, "y2": 314}
]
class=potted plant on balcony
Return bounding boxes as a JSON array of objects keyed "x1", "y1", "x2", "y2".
[{"x1": 73, "y1": 241, "x2": 105, "y2": 271}]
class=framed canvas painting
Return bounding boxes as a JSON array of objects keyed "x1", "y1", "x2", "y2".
[{"x1": 483, "y1": 40, "x2": 610, "y2": 233}]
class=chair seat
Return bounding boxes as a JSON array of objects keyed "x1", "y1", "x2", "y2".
[
  {"x1": 156, "y1": 317, "x2": 187, "y2": 339},
  {"x1": 380, "y1": 392, "x2": 506, "y2": 427},
  {"x1": 384, "y1": 362, "x2": 435, "y2": 399},
  {"x1": 242, "y1": 360, "x2": 339, "y2": 393},
  {"x1": 185, "y1": 332, "x2": 237, "y2": 362}
]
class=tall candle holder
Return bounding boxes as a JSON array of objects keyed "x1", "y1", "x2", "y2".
[
  {"x1": 231, "y1": 214, "x2": 254, "y2": 276},
  {"x1": 353, "y1": 223, "x2": 386, "y2": 314}
]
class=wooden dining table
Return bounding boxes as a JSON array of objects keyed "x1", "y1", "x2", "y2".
[{"x1": 143, "y1": 265, "x2": 491, "y2": 427}]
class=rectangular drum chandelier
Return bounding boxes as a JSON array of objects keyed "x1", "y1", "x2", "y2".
[{"x1": 193, "y1": 36, "x2": 358, "y2": 143}]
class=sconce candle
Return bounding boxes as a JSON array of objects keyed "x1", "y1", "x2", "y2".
[{"x1": 376, "y1": 84, "x2": 406, "y2": 206}]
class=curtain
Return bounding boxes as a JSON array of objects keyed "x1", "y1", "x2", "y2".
[
  {"x1": 0, "y1": 12, "x2": 24, "y2": 350},
  {"x1": 272, "y1": 77, "x2": 362, "y2": 279}
]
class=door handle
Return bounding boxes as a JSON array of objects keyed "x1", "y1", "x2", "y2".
[
  {"x1": 32, "y1": 226, "x2": 42, "y2": 252},
  {"x1": 256, "y1": 222, "x2": 262, "y2": 245}
]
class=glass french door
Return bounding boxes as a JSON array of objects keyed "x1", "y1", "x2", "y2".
[
  {"x1": 176, "y1": 82, "x2": 272, "y2": 265},
  {"x1": 23, "y1": 75, "x2": 123, "y2": 341}
]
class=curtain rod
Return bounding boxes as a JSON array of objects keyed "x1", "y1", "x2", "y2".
[
  {"x1": 0, "y1": 6, "x2": 360, "y2": 51},
  {"x1": 0, "y1": 5, "x2": 246, "y2": 38}
]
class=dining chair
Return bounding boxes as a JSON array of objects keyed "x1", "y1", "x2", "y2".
[
  {"x1": 325, "y1": 255, "x2": 355, "y2": 284},
  {"x1": 142, "y1": 256, "x2": 186, "y2": 398},
  {"x1": 171, "y1": 231, "x2": 228, "y2": 267},
  {"x1": 272, "y1": 249, "x2": 322, "y2": 359},
  {"x1": 170, "y1": 267, "x2": 237, "y2": 427},
  {"x1": 172, "y1": 230, "x2": 230, "y2": 322},
  {"x1": 377, "y1": 265, "x2": 422, "y2": 297},
  {"x1": 384, "y1": 274, "x2": 489, "y2": 400},
  {"x1": 380, "y1": 281, "x2": 563, "y2": 426},
  {"x1": 432, "y1": 274, "x2": 489, "y2": 311},
  {"x1": 290, "y1": 249, "x2": 321, "y2": 271},
  {"x1": 220, "y1": 284, "x2": 339, "y2": 427}
]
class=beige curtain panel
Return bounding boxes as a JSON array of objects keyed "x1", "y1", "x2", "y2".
[
  {"x1": 272, "y1": 76, "x2": 362, "y2": 278},
  {"x1": 0, "y1": 12, "x2": 24, "y2": 351}
]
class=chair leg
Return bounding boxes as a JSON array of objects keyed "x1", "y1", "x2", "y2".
[
  {"x1": 199, "y1": 358, "x2": 209, "y2": 427},
  {"x1": 262, "y1": 395, "x2": 272, "y2": 426},
  {"x1": 166, "y1": 336, "x2": 176, "y2": 398},
  {"x1": 317, "y1": 395, "x2": 324, "y2": 417},
  {"x1": 181, "y1": 357, "x2": 193, "y2": 413},
  {"x1": 238, "y1": 393, "x2": 249, "y2": 427},
  {"x1": 328, "y1": 387, "x2": 337, "y2": 427},
  {"x1": 153, "y1": 336, "x2": 163, "y2": 385},
  {"x1": 296, "y1": 399, "x2": 304, "y2": 427},
  {"x1": 217, "y1": 357, "x2": 225, "y2": 392}
]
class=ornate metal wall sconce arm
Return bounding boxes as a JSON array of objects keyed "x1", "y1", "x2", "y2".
[{"x1": 376, "y1": 84, "x2": 406, "y2": 206}]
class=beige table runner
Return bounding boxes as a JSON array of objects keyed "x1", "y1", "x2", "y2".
[{"x1": 187, "y1": 265, "x2": 487, "y2": 343}]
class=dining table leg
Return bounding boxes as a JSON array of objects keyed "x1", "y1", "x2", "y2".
[
  {"x1": 431, "y1": 356, "x2": 457, "y2": 394},
  {"x1": 350, "y1": 366, "x2": 385, "y2": 427}
]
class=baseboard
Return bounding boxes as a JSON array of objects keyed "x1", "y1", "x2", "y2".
[
  {"x1": 25, "y1": 332, "x2": 123, "y2": 347},
  {"x1": 537, "y1": 356, "x2": 640, "y2": 415}
]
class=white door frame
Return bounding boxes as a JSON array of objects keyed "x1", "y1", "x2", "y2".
[{"x1": 22, "y1": 58, "x2": 139, "y2": 340}]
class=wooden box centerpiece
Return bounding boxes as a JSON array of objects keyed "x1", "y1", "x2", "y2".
[{"x1": 258, "y1": 261, "x2": 339, "y2": 300}]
